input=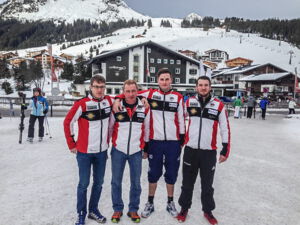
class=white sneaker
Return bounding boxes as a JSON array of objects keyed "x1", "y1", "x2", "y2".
[
  {"x1": 166, "y1": 201, "x2": 178, "y2": 217},
  {"x1": 141, "y1": 202, "x2": 154, "y2": 218}
]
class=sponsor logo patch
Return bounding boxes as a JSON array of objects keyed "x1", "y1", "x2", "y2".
[
  {"x1": 86, "y1": 112, "x2": 95, "y2": 119},
  {"x1": 87, "y1": 105, "x2": 98, "y2": 110},
  {"x1": 152, "y1": 95, "x2": 161, "y2": 100},
  {"x1": 151, "y1": 101, "x2": 158, "y2": 108},
  {"x1": 169, "y1": 102, "x2": 177, "y2": 108},
  {"x1": 208, "y1": 109, "x2": 218, "y2": 115},
  {"x1": 190, "y1": 102, "x2": 198, "y2": 107},
  {"x1": 137, "y1": 113, "x2": 145, "y2": 118},
  {"x1": 190, "y1": 108, "x2": 197, "y2": 115},
  {"x1": 117, "y1": 114, "x2": 125, "y2": 121},
  {"x1": 104, "y1": 107, "x2": 111, "y2": 114}
]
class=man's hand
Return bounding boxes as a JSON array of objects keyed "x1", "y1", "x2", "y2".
[
  {"x1": 219, "y1": 155, "x2": 227, "y2": 163},
  {"x1": 141, "y1": 97, "x2": 149, "y2": 109},
  {"x1": 112, "y1": 99, "x2": 122, "y2": 113},
  {"x1": 143, "y1": 152, "x2": 148, "y2": 159},
  {"x1": 70, "y1": 148, "x2": 77, "y2": 154}
]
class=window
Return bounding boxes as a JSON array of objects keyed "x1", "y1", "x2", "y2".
[
  {"x1": 106, "y1": 88, "x2": 112, "y2": 94},
  {"x1": 147, "y1": 48, "x2": 151, "y2": 53},
  {"x1": 234, "y1": 75, "x2": 239, "y2": 81},
  {"x1": 133, "y1": 66, "x2": 139, "y2": 73},
  {"x1": 189, "y1": 69, "x2": 197, "y2": 75},
  {"x1": 176, "y1": 60, "x2": 181, "y2": 65},
  {"x1": 150, "y1": 77, "x2": 155, "y2": 83},
  {"x1": 175, "y1": 68, "x2": 180, "y2": 74},
  {"x1": 157, "y1": 58, "x2": 161, "y2": 64},
  {"x1": 150, "y1": 67, "x2": 156, "y2": 73},
  {"x1": 175, "y1": 78, "x2": 180, "y2": 83},
  {"x1": 163, "y1": 59, "x2": 168, "y2": 64},
  {"x1": 134, "y1": 55, "x2": 139, "y2": 62},
  {"x1": 189, "y1": 78, "x2": 196, "y2": 84},
  {"x1": 116, "y1": 56, "x2": 122, "y2": 61},
  {"x1": 170, "y1": 59, "x2": 174, "y2": 64},
  {"x1": 115, "y1": 88, "x2": 120, "y2": 94},
  {"x1": 150, "y1": 58, "x2": 155, "y2": 63}
]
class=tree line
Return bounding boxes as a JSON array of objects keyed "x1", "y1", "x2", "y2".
[{"x1": 0, "y1": 18, "x2": 146, "y2": 50}]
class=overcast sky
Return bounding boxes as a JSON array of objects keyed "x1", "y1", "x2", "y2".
[
  {"x1": 125, "y1": 0, "x2": 300, "y2": 20},
  {"x1": 0, "y1": 0, "x2": 299, "y2": 20}
]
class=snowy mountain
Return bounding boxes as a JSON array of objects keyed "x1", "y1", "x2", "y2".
[
  {"x1": 0, "y1": 0, "x2": 148, "y2": 23},
  {"x1": 184, "y1": 12, "x2": 203, "y2": 21}
]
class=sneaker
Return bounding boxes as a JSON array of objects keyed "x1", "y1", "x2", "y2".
[
  {"x1": 38, "y1": 137, "x2": 43, "y2": 142},
  {"x1": 111, "y1": 211, "x2": 123, "y2": 223},
  {"x1": 127, "y1": 212, "x2": 141, "y2": 223},
  {"x1": 204, "y1": 212, "x2": 218, "y2": 225},
  {"x1": 27, "y1": 137, "x2": 33, "y2": 143},
  {"x1": 75, "y1": 211, "x2": 86, "y2": 225},
  {"x1": 141, "y1": 202, "x2": 154, "y2": 218},
  {"x1": 166, "y1": 201, "x2": 178, "y2": 217},
  {"x1": 88, "y1": 209, "x2": 106, "y2": 223},
  {"x1": 176, "y1": 209, "x2": 188, "y2": 223}
]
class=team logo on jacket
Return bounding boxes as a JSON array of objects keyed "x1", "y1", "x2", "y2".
[
  {"x1": 170, "y1": 96, "x2": 174, "y2": 101},
  {"x1": 86, "y1": 112, "x2": 95, "y2": 119},
  {"x1": 117, "y1": 114, "x2": 125, "y2": 121},
  {"x1": 190, "y1": 108, "x2": 197, "y2": 115},
  {"x1": 151, "y1": 101, "x2": 158, "y2": 108}
]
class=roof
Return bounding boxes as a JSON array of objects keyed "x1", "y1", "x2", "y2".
[
  {"x1": 205, "y1": 49, "x2": 228, "y2": 54},
  {"x1": 212, "y1": 63, "x2": 287, "y2": 77},
  {"x1": 88, "y1": 40, "x2": 209, "y2": 68},
  {"x1": 239, "y1": 72, "x2": 295, "y2": 81},
  {"x1": 225, "y1": 57, "x2": 253, "y2": 63}
]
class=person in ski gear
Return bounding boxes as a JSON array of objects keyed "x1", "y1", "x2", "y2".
[
  {"x1": 176, "y1": 76, "x2": 231, "y2": 225},
  {"x1": 63, "y1": 75, "x2": 113, "y2": 225},
  {"x1": 288, "y1": 98, "x2": 297, "y2": 114},
  {"x1": 246, "y1": 96, "x2": 256, "y2": 118},
  {"x1": 259, "y1": 97, "x2": 270, "y2": 120},
  {"x1": 233, "y1": 96, "x2": 242, "y2": 118},
  {"x1": 109, "y1": 80, "x2": 150, "y2": 223},
  {"x1": 113, "y1": 68, "x2": 185, "y2": 218},
  {"x1": 27, "y1": 87, "x2": 49, "y2": 142}
]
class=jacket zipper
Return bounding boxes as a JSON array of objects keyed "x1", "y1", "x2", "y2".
[
  {"x1": 98, "y1": 102, "x2": 103, "y2": 152},
  {"x1": 162, "y1": 94, "x2": 167, "y2": 141}
]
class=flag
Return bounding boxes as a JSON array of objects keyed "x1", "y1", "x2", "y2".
[
  {"x1": 146, "y1": 47, "x2": 150, "y2": 77},
  {"x1": 206, "y1": 68, "x2": 212, "y2": 79},
  {"x1": 47, "y1": 43, "x2": 57, "y2": 82},
  {"x1": 199, "y1": 60, "x2": 205, "y2": 76}
]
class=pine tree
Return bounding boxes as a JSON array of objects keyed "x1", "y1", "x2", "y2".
[
  {"x1": 147, "y1": 19, "x2": 152, "y2": 28},
  {"x1": 61, "y1": 62, "x2": 74, "y2": 81}
]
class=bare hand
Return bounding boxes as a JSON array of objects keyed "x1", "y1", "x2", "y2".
[
  {"x1": 113, "y1": 99, "x2": 122, "y2": 113},
  {"x1": 143, "y1": 152, "x2": 148, "y2": 159},
  {"x1": 141, "y1": 98, "x2": 149, "y2": 109},
  {"x1": 219, "y1": 155, "x2": 227, "y2": 163},
  {"x1": 70, "y1": 148, "x2": 77, "y2": 154}
]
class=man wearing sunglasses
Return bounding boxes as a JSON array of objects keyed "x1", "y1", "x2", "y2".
[{"x1": 64, "y1": 75, "x2": 113, "y2": 225}]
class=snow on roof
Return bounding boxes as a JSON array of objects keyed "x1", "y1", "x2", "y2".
[{"x1": 239, "y1": 72, "x2": 291, "y2": 81}]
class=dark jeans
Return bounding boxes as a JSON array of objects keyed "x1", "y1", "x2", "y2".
[
  {"x1": 261, "y1": 108, "x2": 266, "y2": 119},
  {"x1": 76, "y1": 151, "x2": 107, "y2": 214},
  {"x1": 178, "y1": 146, "x2": 217, "y2": 213},
  {"x1": 247, "y1": 107, "x2": 253, "y2": 118},
  {"x1": 289, "y1": 108, "x2": 295, "y2": 114},
  {"x1": 111, "y1": 148, "x2": 142, "y2": 212},
  {"x1": 28, "y1": 115, "x2": 45, "y2": 138}
]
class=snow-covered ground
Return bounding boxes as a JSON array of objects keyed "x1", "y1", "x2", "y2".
[{"x1": 0, "y1": 115, "x2": 299, "y2": 225}]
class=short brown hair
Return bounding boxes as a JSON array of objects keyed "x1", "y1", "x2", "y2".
[
  {"x1": 90, "y1": 75, "x2": 106, "y2": 85},
  {"x1": 123, "y1": 79, "x2": 138, "y2": 90},
  {"x1": 156, "y1": 68, "x2": 172, "y2": 79},
  {"x1": 196, "y1": 76, "x2": 211, "y2": 86}
]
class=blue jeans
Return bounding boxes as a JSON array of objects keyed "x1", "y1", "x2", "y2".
[
  {"x1": 76, "y1": 151, "x2": 107, "y2": 214},
  {"x1": 111, "y1": 147, "x2": 142, "y2": 212}
]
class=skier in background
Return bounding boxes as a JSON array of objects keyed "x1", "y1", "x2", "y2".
[
  {"x1": 259, "y1": 97, "x2": 270, "y2": 120},
  {"x1": 233, "y1": 96, "x2": 243, "y2": 118},
  {"x1": 27, "y1": 88, "x2": 49, "y2": 142}
]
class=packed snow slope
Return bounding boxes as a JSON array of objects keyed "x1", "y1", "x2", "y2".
[{"x1": 0, "y1": 115, "x2": 299, "y2": 225}]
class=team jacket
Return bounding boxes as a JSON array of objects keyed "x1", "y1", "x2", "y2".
[
  {"x1": 185, "y1": 95, "x2": 231, "y2": 158},
  {"x1": 134, "y1": 89, "x2": 185, "y2": 141},
  {"x1": 29, "y1": 96, "x2": 49, "y2": 116},
  {"x1": 63, "y1": 94, "x2": 113, "y2": 153},
  {"x1": 109, "y1": 98, "x2": 150, "y2": 155}
]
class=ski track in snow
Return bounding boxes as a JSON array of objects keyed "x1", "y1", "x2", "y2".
[{"x1": 0, "y1": 115, "x2": 300, "y2": 225}]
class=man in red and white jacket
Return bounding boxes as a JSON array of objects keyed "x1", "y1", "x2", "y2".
[
  {"x1": 109, "y1": 80, "x2": 150, "y2": 223},
  {"x1": 176, "y1": 76, "x2": 231, "y2": 225},
  {"x1": 63, "y1": 75, "x2": 113, "y2": 225},
  {"x1": 113, "y1": 68, "x2": 185, "y2": 218}
]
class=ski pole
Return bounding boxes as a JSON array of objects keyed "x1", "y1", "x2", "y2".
[{"x1": 45, "y1": 116, "x2": 52, "y2": 138}]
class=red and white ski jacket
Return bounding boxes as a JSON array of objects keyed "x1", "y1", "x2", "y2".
[
  {"x1": 63, "y1": 94, "x2": 114, "y2": 153},
  {"x1": 185, "y1": 95, "x2": 231, "y2": 158},
  {"x1": 109, "y1": 98, "x2": 150, "y2": 155},
  {"x1": 138, "y1": 89, "x2": 185, "y2": 141}
]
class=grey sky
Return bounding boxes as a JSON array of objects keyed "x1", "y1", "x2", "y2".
[
  {"x1": 0, "y1": 0, "x2": 299, "y2": 20},
  {"x1": 125, "y1": 0, "x2": 300, "y2": 20}
]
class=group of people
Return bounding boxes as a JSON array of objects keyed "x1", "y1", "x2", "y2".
[{"x1": 63, "y1": 68, "x2": 231, "y2": 225}]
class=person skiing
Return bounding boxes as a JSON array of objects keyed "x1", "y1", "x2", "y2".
[
  {"x1": 176, "y1": 76, "x2": 231, "y2": 225},
  {"x1": 27, "y1": 87, "x2": 49, "y2": 142},
  {"x1": 288, "y1": 98, "x2": 297, "y2": 114},
  {"x1": 109, "y1": 80, "x2": 150, "y2": 223},
  {"x1": 63, "y1": 75, "x2": 113, "y2": 225}
]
